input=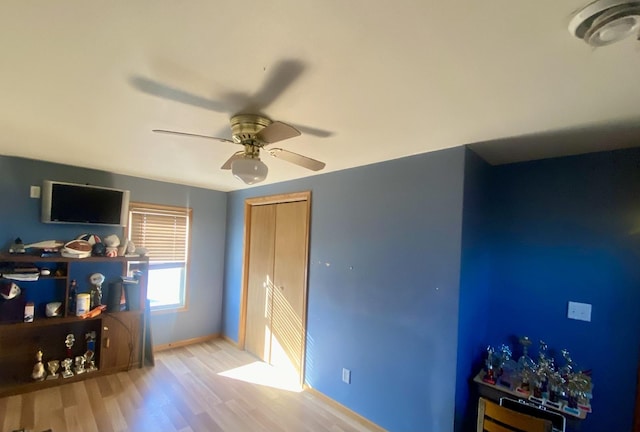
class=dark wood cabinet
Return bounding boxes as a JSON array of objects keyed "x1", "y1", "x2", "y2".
[
  {"x1": 0, "y1": 254, "x2": 148, "y2": 397},
  {"x1": 100, "y1": 311, "x2": 144, "y2": 371}
]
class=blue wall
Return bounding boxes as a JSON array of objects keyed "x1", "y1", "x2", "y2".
[
  {"x1": 223, "y1": 147, "x2": 467, "y2": 431},
  {"x1": 484, "y1": 148, "x2": 640, "y2": 432},
  {"x1": 455, "y1": 149, "x2": 493, "y2": 432},
  {"x1": 4, "y1": 144, "x2": 639, "y2": 431},
  {"x1": 0, "y1": 155, "x2": 227, "y2": 346}
]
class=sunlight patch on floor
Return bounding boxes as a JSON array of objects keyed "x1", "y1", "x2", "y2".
[{"x1": 218, "y1": 361, "x2": 302, "y2": 393}]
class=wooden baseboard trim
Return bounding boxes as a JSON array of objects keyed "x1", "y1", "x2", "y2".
[
  {"x1": 304, "y1": 385, "x2": 386, "y2": 432},
  {"x1": 153, "y1": 333, "x2": 220, "y2": 352},
  {"x1": 221, "y1": 334, "x2": 239, "y2": 347}
]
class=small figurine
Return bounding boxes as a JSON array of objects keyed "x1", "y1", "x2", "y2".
[
  {"x1": 8, "y1": 237, "x2": 25, "y2": 254},
  {"x1": 32, "y1": 350, "x2": 46, "y2": 381},
  {"x1": 68, "y1": 280, "x2": 78, "y2": 314}
]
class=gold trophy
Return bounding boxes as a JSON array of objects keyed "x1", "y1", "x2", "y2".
[{"x1": 46, "y1": 359, "x2": 60, "y2": 380}]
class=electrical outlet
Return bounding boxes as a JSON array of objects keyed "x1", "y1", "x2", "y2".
[
  {"x1": 30, "y1": 185, "x2": 40, "y2": 199},
  {"x1": 342, "y1": 368, "x2": 351, "y2": 384},
  {"x1": 568, "y1": 301, "x2": 592, "y2": 322}
]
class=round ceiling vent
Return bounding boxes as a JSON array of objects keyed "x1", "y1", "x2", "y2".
[{"x1": 569, "y1": 0, "x2": 640, "y2": 46}]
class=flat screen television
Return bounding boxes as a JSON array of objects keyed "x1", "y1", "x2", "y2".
[{"x1": 41, "y1": 180, "x2": 130, "y2": 226}]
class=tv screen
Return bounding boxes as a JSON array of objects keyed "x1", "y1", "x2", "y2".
[{"x1": 41, "y1": 181, "x2": 130, "y2": 226}]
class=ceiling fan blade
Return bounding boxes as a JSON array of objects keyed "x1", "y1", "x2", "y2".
[
  {"x1": 152, "y1": 129, "x2": 234, "y2": 143},
  {"x1": 248, "y1": 59, "x2": 305, "y2": 112},
  {"x1": 292, "y1": 124, "x2": 334, "y2": 138},
  {"x1": 268, "y1": 148, "x2": 325, "y2": 171},
  {"x1": 257, "y1": 121, "x2": 301, "y2": 144},
  {"x1": 221, "y1": 151, "x2": 246, "y2": 170},
  {"x1": 130, "y1": 76, "x2": 227, "y2": 112}
]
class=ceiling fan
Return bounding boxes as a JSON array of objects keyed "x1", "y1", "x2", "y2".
[
  {"x1": 131, "y1": 59, "x2": 329, "y2": 185},
  {"x1": 153, "y1": 114, "x2": 325, "y2": 184}
]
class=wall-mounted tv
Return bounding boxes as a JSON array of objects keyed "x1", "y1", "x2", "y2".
[{"x1": 41, "y1": 180, "x2": 130, "y2": 226}]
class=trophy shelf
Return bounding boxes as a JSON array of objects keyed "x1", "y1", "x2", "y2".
[{"x1": 0, "y1": 254, "x2": 148, "y2": 397}]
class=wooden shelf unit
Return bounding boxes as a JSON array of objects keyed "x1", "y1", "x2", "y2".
[{"x1": 0, "y1": 254, "x2": 148, "y2": 397}]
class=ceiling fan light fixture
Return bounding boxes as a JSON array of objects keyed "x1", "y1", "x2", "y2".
[
  {"x1": 231, "y1": 157, "x2": 268, "y2": 185},
  {"x1": 569, "y1": 0, "x2": 640, "y2": 46}
]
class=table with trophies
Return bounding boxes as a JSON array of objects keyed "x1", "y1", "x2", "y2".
[{"x1": 474, "y1": 336, "x2": 592, "y2": 429}]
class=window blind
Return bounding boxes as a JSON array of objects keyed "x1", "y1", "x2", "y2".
[{"x1": 128, "y1": 204, "x2": 191, "y2": 263}]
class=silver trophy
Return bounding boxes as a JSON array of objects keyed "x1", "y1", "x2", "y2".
[
  {"x1": 84, "y1": 350, "x2": 97, "y2": 372},
  {"x1": 61, "y1": 358, "x2": 74, "y2": 378},
  {"x1": 46, "y1": 359, "x2": 60, "y2": 380},
  {"x1": 74, "y1": 355, "x2": 86, "y2": 374},
  {"x1": 65, "y1": 334, "x2": 75, "y2": 357}
]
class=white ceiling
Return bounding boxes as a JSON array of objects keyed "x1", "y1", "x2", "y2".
[{"x1": 1, "y1": 1, "x2": 640, "y2": 191}]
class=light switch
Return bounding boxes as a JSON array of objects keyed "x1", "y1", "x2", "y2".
[
  {"x1": 30, "y1": 185, "x2": 41, "y2": 198},
  {"x1": 568, "y1": 301, "x2": 592, "y2": 322},
  {"x1": 342, "y1": 368, "x2": 351, "y2": 384}
]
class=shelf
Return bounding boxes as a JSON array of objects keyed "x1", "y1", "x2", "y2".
[
  {"x1": 0, "y1": 253, "x2": 148, "y2": 396},
  {"x1": 0, "y1": 367, "x2": 119, "y2": 398},
  {"x1": 0, "y1": 253, "x2": 148, "y2": 263},
  {"x1": 1, "y1": 276, "x2": 67, "y2": 282},
  {"x1": 0, "y1": 314, "x2": 104, "y2": 329}
]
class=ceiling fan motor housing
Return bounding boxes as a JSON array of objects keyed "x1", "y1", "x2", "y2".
[
  {"x1": 230, "y1": 114, "x2": 272, "y2": 144},
  {"x1": 569, "y1": 0, "x2": 640, "y2": 46}
]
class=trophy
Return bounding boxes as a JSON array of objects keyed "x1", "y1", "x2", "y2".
[
  {"x1": 74, "y1": 355, "x2": 86, "y2": 374},
  {"x1": 497, "y1": 344, "x2": 517, "y2": 389},
  {"x1": 89, "y1": 273, "x2": 105, "y2": 309},
  {"x1": 559, "y1": 349, "x2": 575, "y2": 379},
  {"x1": 516, "y1": 336, "x2": 536, "y2": 391},
  {"x1": 46, "y1": 360, "x2": 60, "y2": 380},
  {"x1": 65, "y1": 333, "x2": 75, "y2": 358},
  {"x1": 61, "y1": 358, "x2": 74, "y2": 378},
  {"x1": 483, "y1": 346, "x2": 496, "y2": 384},
  {"x1": 84, "y1": 350, "x2": 97, "y2": 372},
  {"x1": 84, "y1": 331, "x2": 97, "y2": 372},
  {"x1": 31, "y1": 350, "x2": 46, "y2": 381}
]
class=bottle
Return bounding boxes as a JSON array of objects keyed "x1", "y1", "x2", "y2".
[{"x1": 68, "y1": 279, "x2": 77, "y2": 314}]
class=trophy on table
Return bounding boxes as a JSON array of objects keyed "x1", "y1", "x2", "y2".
[
  {"x1": 65, "y1": 334, "x2": 75, "y2": 357},
  {"x1": 62, "y1": 333, "x2": 76, "y2": 378},
  {"x1": 84, "y1": 350, "x2": 97, "y2": 372},
  {"x1": 74, "y1": 355, "x2": 86, "y2": 374},
  {"x1": 85, "y1": 331, "x2": 97, "y2": 372},
  {"x1": 61, "y1": 358, "x2": 74, "y2": 378},
  {"x1": 46, "y1": 359, "x2": 60, "y2": 380},
  {"x1": 31, "y1": 350, "x2": 46, "y2": 381}
]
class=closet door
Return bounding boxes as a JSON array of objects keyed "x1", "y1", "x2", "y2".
[
  {"x1": 244, "y1": 204, "x2": 276, "y2": 362},
  {"x1": 270, "y1": 201, "x2": 308, "y2": 376}
]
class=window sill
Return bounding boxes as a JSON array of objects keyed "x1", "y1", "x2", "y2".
[{"x1": 150, "y1": 305, "x2": 188, "y2": 315}]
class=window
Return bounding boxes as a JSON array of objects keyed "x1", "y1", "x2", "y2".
[{"x1": 126, "y1": 202, "x2": 192, "y2": 311}]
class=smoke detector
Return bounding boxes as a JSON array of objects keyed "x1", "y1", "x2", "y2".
[{"x1": 569, "y1": 0, "x2": 640, "y2": 46}]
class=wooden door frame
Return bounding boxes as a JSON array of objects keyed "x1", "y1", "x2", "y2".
[{"x1": 238, "y1": 190, "x2": 312, "y2": 385}]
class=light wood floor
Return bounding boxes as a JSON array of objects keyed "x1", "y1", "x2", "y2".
[{"x1": 0, "y1": 339, "x2": 376, "y2": 432}]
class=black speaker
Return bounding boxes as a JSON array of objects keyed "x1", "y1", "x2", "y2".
[
  {"x1": 106, "y1": 281, "x2": 123, "y2": 312},
  {"x1": 123, "y1": 281, "x2": 141, "y2": 311}
]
